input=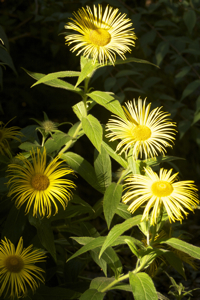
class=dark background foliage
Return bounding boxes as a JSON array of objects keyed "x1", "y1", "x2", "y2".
[{"x1": 1, "y1": 0, "x2": 200, "y2": 299}]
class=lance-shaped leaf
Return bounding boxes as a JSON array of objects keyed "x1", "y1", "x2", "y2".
[
  {"x1": 79, "y1": 289, "x2": 105, "y2": 300},
  {"x1": 31, "y1": 71, "x2": 80, "y2": 87},
  {"x1": 164, "y1": 251, "x2": 185, "y2": 279},
  {"x1": 161, "y1": 238, "x2": 200, "y2": 260},
  {"x1": 82, "y1": 114, "x2": 102, "y2": 153},
  {"x1": 76, "y1": 58, "x2": 98, "y2": 87},
  {"x1": 94, "y1": 146, "x2": 112, "y2": 193},
  {"x1": 87, "y1": 91, "x2": 126, "y2": 119},
  {"x1": 61, "y1": 152, "x2": 102, "y2": 193},
  {"x1": 72, "y1": 101, "x2": 87, "y2": 120},
  {"x1": 70, "y1": 235, "x2": 144, "y2": 261},
  {"x1": 69, "y1": 236, "x2": 122, "y2": 277},
  {"x1": 90, "y1": 277, "x2": 115, "y2": 292},
  {"x1": 102, "y1": 141, "x2": 128, "y2": 169},
  {"x1": 105, "y1": 57, "x2": 159, "y2": 68},
  {"x1": 103, "y1": 183, "x2": 123, "y2": 229},
  {"x1": 29, "y1": 216, "x2": 57, "y2": 262},
  {"x1": 180, "y1": 79, "x2": 200, "y2": 101},
  {"x1": 23, "y1": 68, "x2": 83, "y2": 95},
  {"x1": 99, "y1": 215, "x2": 142, "y2": 258},
  {"x1": 129, "y1": 272, "x2": 158, "y2": 300}
]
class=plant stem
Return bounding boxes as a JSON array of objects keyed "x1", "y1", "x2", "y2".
[
  {"x1": 101, "y1": 264, "x2": 144, "y2": 293},
  {"x1": 101, "y1": 273, "x2": 130, "y2": 293},
  {"x1": 58, "y1": 122, "x2": 82, "y2": 155}
]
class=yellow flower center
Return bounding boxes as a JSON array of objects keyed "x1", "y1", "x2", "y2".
[
  {"x1": 4, "y1": 255, "x2": 24, "y2": 273},
  {"x1": 89, "y1": 28, "x2": 111, "y2": 46},
  {"x1": 131, "y1": 125, "x2": 151, "y2": 141},
  {"x1": 151, "y1": 180, "x2": 173, "y2": 197},
  {"x1": 31, "y1": 174, "x2": 49, "y2": 190}
]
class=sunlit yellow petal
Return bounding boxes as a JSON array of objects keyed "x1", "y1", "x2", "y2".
[
  {"x1": 122, "y1": 167, "x2": 199, "y2": 225},
  {"x1": 106, "y1": 97, "x2": 177, "y2": 160},
  {"x1": 65, "y1": 4, "x2": 137, "y2": 64},
  {"x1": 7, "y1": 147, "x2": 76, "y2": 218},
  {"x1": 0, "y1": 237, "x2": 45, "y2": 299},
  {"x1": 0, "y1": 119, "x2": 23, "y2": 157}
]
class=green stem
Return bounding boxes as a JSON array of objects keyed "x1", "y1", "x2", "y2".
[
  {"x1": 58, "y1": 122, "x2": 82, "y2": 155},
  {"x1": 101, "y1": 264, "x2": 144, "y2": 293},
  {"x1": 83, "y1": 77, "x2": 90, "y2": 108}
]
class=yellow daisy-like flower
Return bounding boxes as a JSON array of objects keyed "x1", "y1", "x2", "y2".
[
  {"x1": 0, "y1": 237, "x2": 46, "y2": 299},
  {"x1": 0, "y1": 119, "x2": 23, "y2": 156},
  {"x1": 65, "y1": 4, "x2": 137, "y2": 65},
  {"x1": 106, "y1": 98, "x2": 176, "y2": 160},
  {"x1": 122, "y1": 167, "x2": 199, "y2": 225},
  {"x1": 7, "y1": 148, "x2": 76, "y2": 218}
]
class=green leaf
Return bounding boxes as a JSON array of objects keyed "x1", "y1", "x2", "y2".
[
  {"x1": 20, "y1": 125, "x2": 39, "y2": 143},
  {"x1": 23, "y1": 68, "x2": 83, "y2": 95},
  {"x1": 72, "y1": 101, "x2": 87, "y2": 120},
  {"x1": 146, "y1": 155, "x2": 184, "y2": 168},
  {"x1": 193, "y1": 111, "x2": 200, "y2": 125},
  {"x1": 44, "y1": 132, "x2": 72, "y2": 154},
  {"x1": 76, "y1": 58, "x2": 97, "y2": 88},
  {"x1": 103, "y1": 183, "x2": 123, "y2": 229},
  {"x1": 155, "y1": 41, "x2": 169, "y2": 66},
  {"x1": 72, "y1": 194, "x2": 94, "y2": 215},
  {"x1": 104, "y1": 77, "x2": 116, "y2": 91},
  {"x1": 161, "y1": 238, "x2": 200, "y2": 260},
  {"x1": 178, "y1": 120, "x2": 191, "y2": 139},
  {"x1": 61, "y1": 152, "x2": 102, "y2": 193},
  {"x1": 102, "y1": 141, "x2": 128, "y2": 169},
  {"x1": 125, "y1": 239, "x2": 139, "y2": 257},
  {"x1": 164, "y1": 251, "x2": 185, "y2": 278},
  {"x1": 69, "y1": 237, "x2": 106, "y2": 261},
  {"x1": 72, "y1": 235, "x2": 144, "y2": 255},
  {"x1": 106, "y1": 57, "x2": 159, "y2": 68},
  {"x1": 116, "y1": 203, "x2": 132, "y2": 220},
  {"x1": 129, "y1": 272, "x2": 158, "y2": 300},
  {"x1": 180, "y1": 80, "x2": 200, "y2": 101},
  {"x1": 154, "y1": 20, "x2": 178, "y2": 28},
  {"x1": 143, "y1": 77, "x2": 161, "y2": 90},
  {"x1": 69, "y1": 236, "x2": 122, "y2": 277},
  {"x1": 2, "y1": 205, "x2": 27, "y2": 244},
  {"x1": 183, "y1": 10, "x2": 196, "y2": 35},
  {"x1": 116, "y1": 70, "x2": 140, "y2": 78},
  {"x1": 87, "y1": 91, "x2": 126, "y2": 120},
  {"x1": 110, "y1": 283, "x2": 132, "y2": 292},
  {"x1": 19, "y1": 142, "x2": 40, "y2": 152},
  {"x1": 29, "y1": 216, "x2": 57, "y2": 262},
  {"x1": 90, "y1": 251, "x2": 107, "y2": 277},
  {"x1": 128, "y1": 156, "x2": 142, "y2": 175},
  {"x1": 139, "y1": 248, "x2": 164, "y2": 270},
  {"x1": 79, "y1": 289, "x2": 105, "y2": 300},
  {"x1": 0, "y1": 47, "x2": 17, "y2": 74},
  {"x1": 31, "y1": 71, "x2": 80, "y2": 87},
  {"x1": 175, "y1": 66, "x2": 191, "y2": 79},
  {"x1": 90, "y1": 277, "x2": 115, "y2": 292},
  {"x1": 99, "y1": 215, "x2": 142, "y2": 258},
  {"x1": 94, "y1": 145, "x2": 112, "y2": 193},
  {"x1": 82, "y1": 115, "x2": 102, "y2": 153}
]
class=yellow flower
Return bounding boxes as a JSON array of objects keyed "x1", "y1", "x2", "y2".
[
  {"x1": 122, "y1": 167, "x2": 199, "y2": 225},
  {"x1": 106, "y1": 97, "x2": 176, "y2": 160},
  {"x1": 7, "y1": 148, "x2": 76, "y2": 218},
  {"x1": 0, "y1": 119, "x2": 23, "y2": 156},
  {"x1": 65, "y1": 4, "x2": 137, "y2": 65},
  {"x1": 0, "y1": 237, "x2": 45, "y2": 299}
]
